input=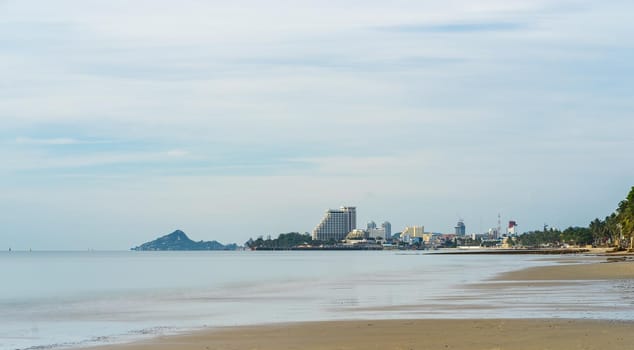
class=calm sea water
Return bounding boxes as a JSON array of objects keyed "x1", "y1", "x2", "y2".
[{"x1": 1, "y1": 251, "x2": 632, "y2": 350}]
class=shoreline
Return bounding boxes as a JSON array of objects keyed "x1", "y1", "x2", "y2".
[
  {"x1": 432, "y1": 247, "x2": 591, "y2": 254},
  {"x1": 80, "y1": 256, "x2": 634, "y2": 350},
  {"x1": 86, "y1": 318, "x2": 634, "y2": 350},
  {"x1": 494, "y1": 259, "x2": 634, "y2": 281}
]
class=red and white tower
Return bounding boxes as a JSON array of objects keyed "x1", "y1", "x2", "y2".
[{"x1": 508, "y1": 220, "x2": 518, "y2": 236}]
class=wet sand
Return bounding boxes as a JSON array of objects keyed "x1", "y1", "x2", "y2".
[
  {"x1": 85, "y1": 259, "x2": 634, "y2": 350},
  {"x1": 90, "y1": 319, "x2": 634, "y2": 350},
  {"x1": 495, "y1": 260, "x2": 634, "y2": 281}
]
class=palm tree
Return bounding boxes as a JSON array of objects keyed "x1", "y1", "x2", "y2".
[
  {"x1": 589, "y1": 218, "x2": 606, "y2": 246},
  {"x1": 617, "y1": 186, "x2": 634, "y2": 251},
  {"x1": 605, "y1": 213, "x2": 621, "y2": 249}
]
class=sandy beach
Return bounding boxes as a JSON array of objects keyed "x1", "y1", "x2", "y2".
[
  {"x1": 91, "y1": 318, "x2": 634, "y2": 350},
  {"x1": 495, "y1": 259, "x2": 634, "y2": 281},
  {"x1": 83, "y1": 258, "x2": 634, "y2": 350}
]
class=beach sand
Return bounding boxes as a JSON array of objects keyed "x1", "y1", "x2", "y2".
[
  {"x1": 86, "y1": 259, "x2": 634, "y2": 350},
  {"x1": 495, "y1": 260, "x2": 634, "y2": 281},
  {"x1": 91, "y1": 319, "x2": 634, "y2": 350}
]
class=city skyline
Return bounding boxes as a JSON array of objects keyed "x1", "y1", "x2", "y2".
[{"x1": 2, "y1": 1, "x2": 633, "y2": 250}]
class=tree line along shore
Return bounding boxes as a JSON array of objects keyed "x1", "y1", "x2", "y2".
[{"x1": 516, "y1": 186, "x2": 634, "y2": 250}]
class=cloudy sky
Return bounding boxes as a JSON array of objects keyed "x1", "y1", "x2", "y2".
[{"x1": 1, "y1": 0, "x2": 633, "y2": 250}]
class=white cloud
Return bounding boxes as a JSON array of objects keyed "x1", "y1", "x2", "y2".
[
  {"x1": 166, "y1": 149, "x2": 189, "y2": 157},
  {"x1": 0, "y1": 150, "x2": 191, "y2": 172},
  {"x1": 15, "y1": 137, "x2": 81, "y2": 145}
]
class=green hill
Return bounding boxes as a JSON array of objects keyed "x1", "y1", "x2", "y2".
[{"x1": 132, "y1": 230, "x2": 237, "y2": 251}]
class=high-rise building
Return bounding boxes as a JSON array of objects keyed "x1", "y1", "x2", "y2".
[
  {"x1": 381, "y1": 221, "x2": 392, "y2": 240},
  {"x1": 508, "y1": 221, "x2": 518, "y2": 235},
  {"x1": 454, "y1": 220, "x2": 466, "y2": 236},
  {"x1": 312, "y1": 206, "x2": 357, "y2": 241},
  {"x1": 367, "y1": 221, "x2": 377, "y2": 230}
]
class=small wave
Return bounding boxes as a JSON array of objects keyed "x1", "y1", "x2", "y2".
[{"x1": 14, "y1": 326, "x2": 176, "y2": 350}]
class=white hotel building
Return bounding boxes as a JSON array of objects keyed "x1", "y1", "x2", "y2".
[{"x1": 311, "y1": 206, "x2": 357, "y2": 241}]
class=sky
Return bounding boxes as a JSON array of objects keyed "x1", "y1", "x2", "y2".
[{"x1": 1, "y1": 0, "x2": 633, "y2": 250}]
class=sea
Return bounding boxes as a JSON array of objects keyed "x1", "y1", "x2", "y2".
[{"x1": 1, "y1": 250, "x2": 633, "y2": 350}]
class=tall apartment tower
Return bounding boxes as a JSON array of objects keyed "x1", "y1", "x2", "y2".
[
  {"x1": 312, "y1": 206, "x2": 357, "y2": 241},
  {"x1": 381, "y1": 221, "x2": 392, "y2": 240},
  {"x1": 455, "y1": 220, "x2": 466, "y2": 235}
]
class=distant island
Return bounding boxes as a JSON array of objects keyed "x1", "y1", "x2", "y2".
[{"x1": 132, "y1": 230, "x2": 238, "y2": 251}]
